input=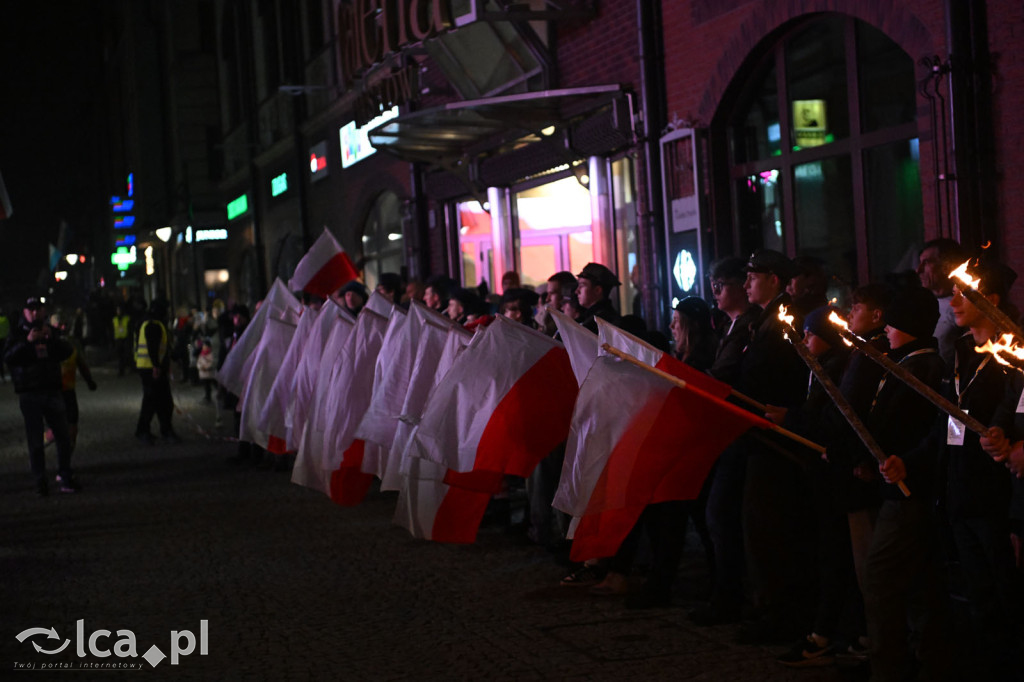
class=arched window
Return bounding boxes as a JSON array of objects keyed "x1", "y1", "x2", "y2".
[
  {"x1": 360, "y1": 191, "x2": 405, "y2": 291},
  {"x1": 723, "y1": 14, "x2": 922, "y2": 288}
]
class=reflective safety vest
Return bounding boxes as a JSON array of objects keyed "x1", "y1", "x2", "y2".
[
  {"x1": 61, "y1": 347, "x2": 79, "y2": 390},
  {"x1": 135, "y1": 320, "x2": 168, "y2": 370},
  {"x1": 0, "y1": 314, "x2": 9, "y2": 340},
  {"x1": 113, "y1": 315, "x2": 131, "y2": 340}
]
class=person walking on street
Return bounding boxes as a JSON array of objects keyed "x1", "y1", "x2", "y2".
[
  {"x1": 112, "y1": 304, "x2": 132, "y2": 376},
  {"x1": 134, "y1": 299, "x2": 179, "y2": 445},
  {"x1": 3, "y1": 296, "x2": 77, "y2": 495}
]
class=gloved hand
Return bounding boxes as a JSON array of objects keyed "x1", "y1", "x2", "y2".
[{"x1": 86, "y1": 378, "x2": 98, "y2": 391}]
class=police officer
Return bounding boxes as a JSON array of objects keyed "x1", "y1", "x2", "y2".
[
  {"x1": 4, "y1": 296, "x2": 76, "y2": 495},
  {"x1": 134, "y1": 299, "x2": 179, "y2": 444}
]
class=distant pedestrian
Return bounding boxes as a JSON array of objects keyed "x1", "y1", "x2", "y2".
[
  {"x1": 134, "y1": 299, "x2": 179, "y2": 445},
  {"x1": 3, "y1": 296, "x2": 77, "y2": 495},
  {"x1": 55, "y1": 319, "x2": 98, "y2": 453},
  {"x1": 112, "y1": 304, "x2": 132, "y2": 376}
]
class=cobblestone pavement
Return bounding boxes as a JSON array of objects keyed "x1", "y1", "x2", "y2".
[{"x1": 0, "y1": 353, "x2": 867, "y2": 680}]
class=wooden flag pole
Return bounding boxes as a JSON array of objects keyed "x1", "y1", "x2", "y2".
[
  {"x1": 778, "y1": 322, "x2": 911, "y2": 497},
  {"x1": 601, "y1": 343, "x2": 826, "y2": 455}
]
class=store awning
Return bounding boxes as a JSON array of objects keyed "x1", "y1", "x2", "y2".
[{"x1": 367, "y1": 85, "x2": 631, "y2": 169}]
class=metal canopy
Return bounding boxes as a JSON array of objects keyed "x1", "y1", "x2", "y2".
[{"x1": 367, "y1": 85, "x2": 626, "y2": 166}]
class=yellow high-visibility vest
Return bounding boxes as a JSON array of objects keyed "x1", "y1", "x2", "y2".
[
  {"x1": 135, "y1": 321, "x2": 168, "y2": 370},
  {"x1": 113, "y1": 315, "x2": 131, "y2": 340}
]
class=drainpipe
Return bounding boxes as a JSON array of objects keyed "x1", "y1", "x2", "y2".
[{"x1": 636, "y1": 0, "x2": 666, "y2": 330}]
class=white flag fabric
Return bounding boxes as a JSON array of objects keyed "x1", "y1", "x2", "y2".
[
  {"x1": 256, "y1": 305, "x2": 318, "y2": 451},
  {"x1": 286, "y1": 300, "x2": 354, "y2": 449},
  {"x1": 287, "y1": 227, "x2": 359, "y2": 297},
  {"x1": 596, "y1": 317, "x2": 663, "y2": 365},
  {"x1": 290, "y1": 307, "x2": 358, "y2": 493},
  {"x1": 358, "y1": 303, "x2": 466, "y2": 490},
  {"x1": 408, "y1": 315, "x2": 577, "y2": 480},
  {"x1": 551, "y1": 308, "x2": 599, "y2": 386},
  {"x1": 319, "y1": 307, "x2": 391, "y2": 469},
  {"x1": 217, "y1": 279, "x2": 301, "y2": 397},
  {"x1": 238, "y1": 316, "x2": 298, "y2": 449}
]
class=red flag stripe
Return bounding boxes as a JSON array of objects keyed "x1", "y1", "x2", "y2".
[
  {"x1": 473, "y1": 347, "x2": 577, "y2": 479},
  {"x1": 303, "y1": 251, "x2": 359, "y2": 297},
  {"x1": 431, "y1": 486, "x2": 493, "y2": 544},
  {"x1": 329, "y1": 439, "x2": 374, "y2": 506}
]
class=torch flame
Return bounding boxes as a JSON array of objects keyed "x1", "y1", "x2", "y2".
[
  {"x1": 828, "y1": 311, "x2": 854, "y2": 347},
  {"x1": 949, "y1": 260, "x2": 981, "y2": 289},
  {"x1": 976, "y1": 333, "x2": 1024, "y2": 368},
  {"x1": 778, "y1": 304, "x2": 795, "y2": 341}
]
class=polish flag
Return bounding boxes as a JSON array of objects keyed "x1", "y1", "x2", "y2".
[
  {"x1": 238, "y1": 316, "x2": 298, "y2": 452},
  {"x1": 554, "y1": 329, "x2": 770, "y2": 561},
  {"x1": 411, "y1": 315, "x2": 578, "y2": 482},
  {"x1": 286, "y1": 300, "x2": 355, "y2": 450},
  {"x1": 217, "y1": 279, "x2": 301, "y2": 398},
  {"x1": 357, "y1": 303, "x2": 464, "y2": 491},
  {"x1": 257, "y1": 305, "x2": 319, "y2": 453},
  {"x1": 290, "y1": 305, "x2": 357, "y2": 493},
  {"x1": 550, "y1": 308, "x2": 599, "y2": 386},
  {"x1": 0, "y1": 169, "x2": 12, "y2": 221},
  {"x1": 287, "y1": 227, "x2": 359, "y2": 297}
]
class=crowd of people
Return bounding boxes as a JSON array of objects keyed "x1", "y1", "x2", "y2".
[{"x1": 6, "y1": 237, "x2": 1024, "y2": 680}]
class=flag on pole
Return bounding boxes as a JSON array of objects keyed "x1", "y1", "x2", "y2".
[
  {"x1": 286, "y1": 300, "x2": 354, "y2": 450},
  {"x1": 257, "y1": 305, "x2": 319, "y2": 453},
  {"x1": 411, "y1": 314, "x2": 578, "y2": 485},
  {"x1": 0, "y1": 168, "x2": 13, "y2": 220},
  {"x1": 290, "y1": 306, "x2": 357, "y2": 493},
  {"x1": 554, "y1": 339, "x2": 771, "y2": 561},
  {"x1": 551, "y1": 308, "x2": 599, "y2": 386},
  {"x1": 287, "y1": 227, "x2": 359, "y2": 297},
  {"x1": 357, "y1": 303, "x2": 464, "y2": 491},
  {"x1": 238, "y1": 316, "x2": 298, "y2": 451},
  {"x1": 217, "y1": 279, "x2": 301, "y2": 398}
]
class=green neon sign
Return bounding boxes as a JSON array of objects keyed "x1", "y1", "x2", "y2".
[
  {"x1": 226, "y1": 194, "x2": 249, "y2": 221},
  {"x1": 271, "y1": 173, "x2": 288, "y2": 197}
]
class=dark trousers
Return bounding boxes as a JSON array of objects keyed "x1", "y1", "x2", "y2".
[
  {"x1": 742, "y1": 435, "x2": 816, "y2": 626},
  {"x1": 115, "y1": 337, "x2": 132, "y2": 375},
  {"x1": 863, "y1": 498, "x2": 953, "y2": 682},
  {"x1": 527, "y1": 443, "x2": 569, "y2": 546},
  {"x1": 136, "y1": 369, "x2": 173, "y2": 436},
  {"x1": 703, "y1": 442, "x2": 748, "y2": 611},
  {"x1": 608, "y1": 500, "x2": 691, "y2": 593},
  {"x1": 20, "y1": 391, "x2": 73, "y2": 480}
]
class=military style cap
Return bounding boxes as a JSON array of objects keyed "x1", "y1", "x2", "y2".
[
  {"x1": 746, "y1": 249, "x2": 796, "y2": 281},
  {"x1": 576, "y1": 263, "x2": 621, "y2": 292}
]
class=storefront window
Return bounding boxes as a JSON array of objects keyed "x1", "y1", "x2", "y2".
[
  {"x1": 360, "y1": 191, "x2": 404, "y2": 291},
  {"x1": 515, "y1": 175, "x2": 592, "y2": 288},
  {"x1": 724, "y1": 15, "x2": 922, "y2": 286},
  {"x1": 611, "y1": 157, "x2": 640, "y2": 315},
  {"x1": 456, "y1": 200, "x2": 493, "y2": 290}
]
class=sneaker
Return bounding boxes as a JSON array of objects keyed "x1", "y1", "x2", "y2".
[
  {"x1": 55, "y1": 475, "x2": 80, "y2": 494},
  {"x1": 835, "y1": 637, "x2": 870, "y2": 665},
  {"x1": 776, "y1": 634, "x2": 835, "y2": 668},
  {"x1": 560, "y1": 563, "x2": 606, "y2": 587}
]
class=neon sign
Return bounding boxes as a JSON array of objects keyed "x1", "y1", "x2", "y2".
[
  {"x1": 194, "y1": 228, "x2": 228, "y2": 242},
  {"x1": 340, "y1": 106, "x2": 398, "y2": 168},
  {"x1": 226, "y1": 194, "x2": 248, "y2": 221},
  {"x1": 271, "y1": 173, "x2": 288, "y2": 197},
  {"x1": 114, "y1": 216, "x2": 136, "y2": 229}
]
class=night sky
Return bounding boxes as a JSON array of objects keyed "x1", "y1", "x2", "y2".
[{"x1": 0, "y1": 1, "x2": 107, "y2": 307}]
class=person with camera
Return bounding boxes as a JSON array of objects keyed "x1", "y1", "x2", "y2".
[{"x1": 3, "y1": 297, "x2": 77, "y2": 495}]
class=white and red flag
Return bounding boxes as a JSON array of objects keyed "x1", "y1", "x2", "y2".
[
  {"x1": 217, "y1": 278, "x2": 301, "y2": 398},
  {"x1": 550, "y1": 308, "x2": 599, "y2": 386},
  {"x1": 290, "y1": 305, "x2": 357, "y2": 494},
  {"x1": 287, "y1": 227, "x2": 359, "y2": 297},
  {"x1": 286, "y1": 300, "x2": 355, "y2": 450},
  {"x1": 411, "y1": 314, "x2": 578, "y2": 482},
  {"x1": 238, "y1": 316, "x2": 298, "y2": 451},
  {"x1": 257, "y1": 304, "x2": 319, "y2": 453},
  {"x1": 554, "y1": 323, "x2": 771, "y2": 561}
]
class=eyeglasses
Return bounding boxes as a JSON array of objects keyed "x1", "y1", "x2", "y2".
[{"x1": 710, "y1": 279, "x2": 737, "y2": 294}]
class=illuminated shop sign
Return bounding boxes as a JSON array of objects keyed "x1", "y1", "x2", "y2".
[
  {"x1": 309, "y1": 141, "x2": 328, "y2": 182},
  {"x1": 194, "y1": 228, "x2": 228, "y2": 242},
  {"x1": 226, "y1": 194, "x2": 248, "y2": 221},
  {"x1": 340, "y1": 106, "x2": 399, "y2": 169},
  {"x1": 115, "y1": 235, "x2": 136, "y2": 247},
  {"x1": 792, "y1": 99, "x2": 830, "y2": 148},
  {"x1": 126, "y1": 172, "x2": 134, "y2": 197},
  {"x1": 111, "y1": 199, "x2": 134, "y2": 213},
  {"x1": 113, "y1": 216, "x2": 136, "y2": 229},
  {"x1": 271, "y1": 172, "x2": 288, "y2": 197},
  {"x1": 110, "y1": 246, "x2": 136, "y2": 271}
]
